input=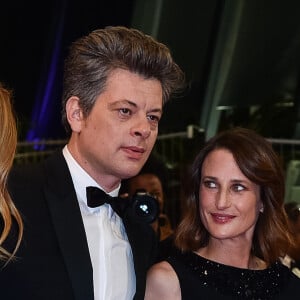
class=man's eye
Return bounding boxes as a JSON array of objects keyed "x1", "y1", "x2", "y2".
[
  {"x1": 119, "y1": 108, "x2": 131, "y2": 116},
  {"x1": 147, "y1": 115, "x2": 160, "y2": 123}
]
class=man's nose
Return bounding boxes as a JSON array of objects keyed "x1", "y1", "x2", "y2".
[{"x1": 131, "y1": 119, "x2": 151, "y2": 139}]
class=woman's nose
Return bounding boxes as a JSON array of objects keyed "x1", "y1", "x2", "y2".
[{"x1": 216, "y1": 188, "x2": 231, "y2": 209}]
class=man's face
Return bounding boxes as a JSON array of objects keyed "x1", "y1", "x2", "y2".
[{"x1": 67, "y1": 68, "x2": 163, "y2": 191}]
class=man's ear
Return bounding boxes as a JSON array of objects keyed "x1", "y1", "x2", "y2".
[{"x1": 66, "y1": 96, "x2": 84, "y2": 132}]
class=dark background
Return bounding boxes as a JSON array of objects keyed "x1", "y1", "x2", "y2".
[
  {"x1": 0, "y1": 0, "x2": 135, "y2": 139},
  {"x1": 3, "y1": 0, "x2": 300, "y2": 226},
  {"x1": 2, "y1": 0, "x2": 300, "y2": 142}
]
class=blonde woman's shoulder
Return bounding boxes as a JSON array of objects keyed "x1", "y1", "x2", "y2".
[{"x1": 145, "y1": 260, "x2": 181, "y2": 300}]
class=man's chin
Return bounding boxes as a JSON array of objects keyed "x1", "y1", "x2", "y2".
[{"x1": 121, "y1": 168, "x2": 143, "y2": 179}]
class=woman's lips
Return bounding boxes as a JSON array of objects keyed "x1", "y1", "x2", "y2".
[{"x1": 211, "y1": 213, "x2": 235, "y2": 224}]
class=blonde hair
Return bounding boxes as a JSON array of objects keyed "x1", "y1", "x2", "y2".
[{"x1": 0, "y1": 84, "x2": 23, "y2": 262}]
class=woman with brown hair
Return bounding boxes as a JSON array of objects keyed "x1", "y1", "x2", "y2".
[
  {"x1": 145, "y1": 127, "x2": 300, "y2": 299},
  {"x1": 0, "y1": 84, "x2": 23, "y2": 263}
]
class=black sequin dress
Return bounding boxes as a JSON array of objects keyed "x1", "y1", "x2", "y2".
[{"x1": 166, "y1": 251, "x2": 300, "y2": 299}]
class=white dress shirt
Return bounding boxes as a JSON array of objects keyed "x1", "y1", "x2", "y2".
[{"x1": 62, "y1": 146, "x2": 136, "y2": 300}]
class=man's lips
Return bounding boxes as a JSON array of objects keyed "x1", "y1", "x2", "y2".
[
  {"x1": 122, "y1": 146, "x2": 146, "y2": 159},
  {"x1": 210, "y1": 213, "x2": 235, "y2": 224}
]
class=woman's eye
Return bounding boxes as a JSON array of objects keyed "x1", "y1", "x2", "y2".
[
  {"x1": 203, "y1": 180, "x2": 217, "y2": 189},
  {"x1": 232, "y1": 184, "x2": 245, "y2": 192}
]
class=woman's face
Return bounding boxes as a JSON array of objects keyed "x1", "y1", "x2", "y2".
[{"x1": 199, "y1": 148, "x2": 263, "y2": 243}]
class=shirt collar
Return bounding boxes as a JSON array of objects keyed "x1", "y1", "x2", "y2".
[{"x1": 62, "y1": 145, "x2": 120, "y2": 208}]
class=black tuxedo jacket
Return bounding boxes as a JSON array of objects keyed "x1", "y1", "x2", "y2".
[{"x1": 1, "y1": 151, "x2": 157, "y2": 300}]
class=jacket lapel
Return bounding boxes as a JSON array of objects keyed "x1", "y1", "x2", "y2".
[
  {"x1": 123, "y1": 217, "x2": 158, "y2": 300},
  {"x1": 43, "y1": 151, "x2": 94, "y2": 300}
]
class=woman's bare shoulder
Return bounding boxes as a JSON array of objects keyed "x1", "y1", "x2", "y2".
[{"x1": 145, "y1": 261, "x2": 181, "y2": 300}]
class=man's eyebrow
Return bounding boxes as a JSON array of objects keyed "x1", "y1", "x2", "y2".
[
  {"x1": 108, "y1": 100, "x2": 163, "y2": 114},
  {"x1": 148, "y1": 108, "x2": 163, "y2": 114},
  {"x1": 108, "y1": 100, "x2": 136, "y2": 108}
]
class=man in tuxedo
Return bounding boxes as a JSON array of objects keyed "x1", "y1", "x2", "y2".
[{"x1": 2, "y1": 26, "x2": 184, "y2": 300}]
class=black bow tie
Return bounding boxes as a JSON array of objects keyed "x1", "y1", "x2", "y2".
[
  {"x1": 86, "y1": 186, "x2": 127, "y2": 217},
  {"x1": 86, "y1": 186, "x2": 159, "y2": 223}
]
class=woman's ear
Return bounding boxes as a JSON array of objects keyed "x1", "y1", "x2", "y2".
[{"x1": 66, "y1": 96, "x2": 83, "y2": 132}]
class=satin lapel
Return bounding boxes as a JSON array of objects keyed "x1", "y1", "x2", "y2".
[
  {"x1": 43, "y1": 152, "x2": 94, "y2": 300},
  {"x1": 123, "y1": 217, "x2": 158, "y2": 300}
]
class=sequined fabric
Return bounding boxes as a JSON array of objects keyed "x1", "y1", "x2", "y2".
[{"x1": 167, "y1": 251, "x2": 293, "y2": 299}]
